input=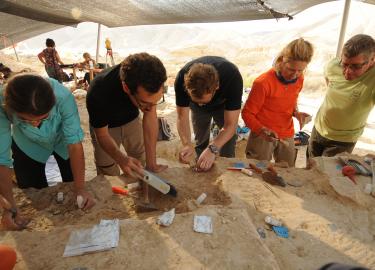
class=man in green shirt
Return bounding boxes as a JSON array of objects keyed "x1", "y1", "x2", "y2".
[{"x1": 308, "y1": 34, "x2": 375, "y2": 160}]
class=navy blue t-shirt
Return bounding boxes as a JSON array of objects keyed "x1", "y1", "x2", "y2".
[{"x1": 174, "y1": 56, "x2": 243, "y2": 111}]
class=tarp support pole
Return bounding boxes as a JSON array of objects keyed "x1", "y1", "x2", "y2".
[
  {"x1": 11, "y1": 38, "x2": 20, "y2": 62},
  {"x1": 336, "y1": 0, "x2": 351, "y2": 58},
  {"x1": 95, "y1": 23, "x2": 101, "y2": 63}
]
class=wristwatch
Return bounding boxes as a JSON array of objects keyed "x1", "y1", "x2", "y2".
[{"x1": 208, "y1": 144, "x2": 220, "y2": 155}]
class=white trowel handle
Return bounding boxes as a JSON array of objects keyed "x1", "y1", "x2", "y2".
[{"x1": 142, "y1": 170, "x2": 171, "y2": 195}]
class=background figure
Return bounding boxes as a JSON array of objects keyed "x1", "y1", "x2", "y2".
[
  {"x1": 38, "y1": 38, "x2": 64, "y2": 82},
  {"x1": 175, "y1": 56, "x2": 243, "y2": 171},
  {"x1": 242, "y1": 38, "x2": 314, "y2": 166},
  {"x1": 75, "y1": 52, "x2": 97, "y2": 86},
  {"x1": 0, "y1": 75, "x2": 95, "y2": 230},
  {"x1": 307, "y1": 34, "x2": 375, "y2": 162}
]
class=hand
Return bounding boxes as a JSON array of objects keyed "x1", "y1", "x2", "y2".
[
  {"x1": 295, "y1": 112, "x2": 311, "y2": 130},
  {"x1": 259, "y1": 127, "x2": 279, "y2": 142},
  {"x1": 1, "y1": 209, "x2": 30, "y2": 231},
  {"x1": 75, "y1": 189, "x2": 96, "y2": 210},
  {"x1": 196, "y1": 148, "x2": 216, "y2": 171},
  {"x1": 119, "y1": 156, "x2": 144, "y2": 179},
  {"x1": 179, "y1": 145, "x2": 195, "y2": 164},
  {"x1": 146, "y1": 163, "x2": 168, "y2": 173}
]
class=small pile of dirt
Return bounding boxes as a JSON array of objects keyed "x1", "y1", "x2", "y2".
[{"x1": 8, "y1": 167, "x2": 231, "y2": 232}]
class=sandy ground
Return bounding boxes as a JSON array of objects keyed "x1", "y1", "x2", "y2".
[
  {"x1": 2, "y1": 157, "x2": 375, "y2": 270},
  {"x1": 1, "y1": 52, "x2": 375, "y2": 269}
]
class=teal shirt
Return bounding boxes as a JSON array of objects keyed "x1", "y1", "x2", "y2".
[{"x1": 0, "y1": 78, "x2": 84, "y2": 167}]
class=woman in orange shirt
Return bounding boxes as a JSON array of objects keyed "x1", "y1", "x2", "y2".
[{"x1": 242, "y1": 38, "x2": 314, "y2": 166}]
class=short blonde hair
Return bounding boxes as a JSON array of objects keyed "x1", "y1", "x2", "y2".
[
  {"x1": 184, "y1": 63, "x2": 219, "y2": 99},
  {"x1": 274, "y1": 38, "x2": 314, "y2": 72},
  {"x1": 83, "y1": 52, "x2": 91, "y2": 59}
]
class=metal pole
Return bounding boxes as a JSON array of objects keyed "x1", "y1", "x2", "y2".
[
  {"x1": 336, "y1": 0, "x2": 351, "y2": 58},
  {"x1": 95, "y1": 23, "x2": 101, "y2": 63},
  {"x1": 11, "y1": 38, "x2": 20, "y2": 62}
]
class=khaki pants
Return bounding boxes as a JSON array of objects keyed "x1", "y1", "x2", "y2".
[
  {"x1": 306, "y1": 127, "x2": 356, "y2": 159},
  {"x1": 245, "y1": 131, "x2": 296, "y2": 167},
  {"x1": 90, "y1": 117, "x2": 145, "y2": 176}
]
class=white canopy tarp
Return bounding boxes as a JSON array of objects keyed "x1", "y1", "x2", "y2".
[{"x1": 0, "y1": 0, "x2": 354, "y2": 49}]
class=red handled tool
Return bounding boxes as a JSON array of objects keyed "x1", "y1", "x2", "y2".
[
  {"x1": 112, "y1": 186, "x2": 129, "y2": 195},
  {"x1": 342, "y1": 166, "x2": 357, "y2": 185}
]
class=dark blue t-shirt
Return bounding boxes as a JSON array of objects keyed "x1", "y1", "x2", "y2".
[{"x1": 174, "y1": 56, "x2": 243, "y2": 111}]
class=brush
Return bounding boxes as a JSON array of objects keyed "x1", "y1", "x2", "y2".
[{"x1": 142, "y1": 170, "x2": 177, "y2": 197}]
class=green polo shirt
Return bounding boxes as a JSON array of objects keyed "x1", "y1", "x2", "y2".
[{"x1": 314, "y1": 58, "x2": 375, "y2": 142}]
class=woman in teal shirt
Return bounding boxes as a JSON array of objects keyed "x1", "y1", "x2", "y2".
[{"x1": 0, "y1": 74, "x2": 95, "y2": 230}]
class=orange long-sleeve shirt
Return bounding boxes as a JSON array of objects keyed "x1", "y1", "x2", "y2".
[{"x1": 241, "y1": 68, "x2": 304, "y2": 139}]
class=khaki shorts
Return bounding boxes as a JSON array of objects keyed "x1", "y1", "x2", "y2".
[
  {"x1": 90, "y1": 117, "x2": 145, "y2": 176},
  {"x1": 245, "y1": 131, "x2": 296, "y2": 167}
]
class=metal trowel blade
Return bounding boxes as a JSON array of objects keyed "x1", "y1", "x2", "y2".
[{"x1": 262, "y1": 172, "x2": 286, "y2": 187}]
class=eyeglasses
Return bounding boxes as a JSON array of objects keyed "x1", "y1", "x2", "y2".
[
  {"x1": 17, "y1": 114, "x2": 50, "y2": 124},
  {"x1": 132, "y1": 94, "x2": 165, "y2": 111},
  {"x1": 340, "y1": 60, "x2": 369, "y2": 71}
]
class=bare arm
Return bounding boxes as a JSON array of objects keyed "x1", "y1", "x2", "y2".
[
  {"x1": 68, "y1": 142, "x2": 95, "y2": 210},
  {"x1": 94, "y1": 126, "x2": 143, "y2": 176},
  {"x1": 176, "y1": 106, "x2": 192, "y2": 147},
  {"x1": 37, "y1": 52, "x2": 45, "y2": 65},
  {"x1": 143, "y1": 106, "x2": 167, "y2": 172},
  {"x1": 0, "y1": 166, "x2": 16, "y2": 209},
  {"x1": 177, "y1": 106, "x2": 195, "y2": 164},
  {"x1": 68, "y1": 143, "x2": 85, "y2": 191},
  {"x1": 212, "y1": 109, "x2": 240, "y2": 148},
  {"x1": 0, "y1": 166, "x2": 29, "y2": 230}
]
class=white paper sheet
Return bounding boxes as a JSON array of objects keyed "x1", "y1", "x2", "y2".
[
  {"x1": 193, "y1": 215, "x2": 213, "y2": 234},
  {"x1": 63, "y1": 219, "x2": 120, "y2": 257}
]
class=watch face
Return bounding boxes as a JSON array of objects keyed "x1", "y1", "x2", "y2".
[{"x1": 209, "y1": 144, "x2": 219, "y2": 154}]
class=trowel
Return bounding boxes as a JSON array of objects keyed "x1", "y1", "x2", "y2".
[{"x1": 249, "y1": 162, "x2": 286, "y2": 187}]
